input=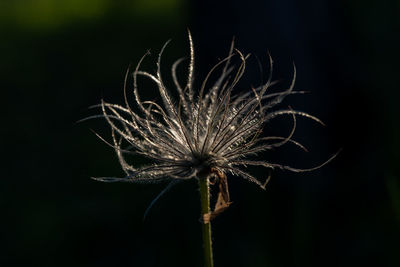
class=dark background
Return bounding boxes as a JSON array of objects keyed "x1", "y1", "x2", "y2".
[{"x1": 2, "y1": 0, "x2": 399, "y2": 266}]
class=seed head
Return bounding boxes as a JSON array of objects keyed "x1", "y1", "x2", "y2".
[{"x1": 85, "y1": 32, "x2": 336, "y2": 191}]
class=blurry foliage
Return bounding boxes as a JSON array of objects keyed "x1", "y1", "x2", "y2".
[{"x1": 0, "y1": 0, "x2": 183, "y2": 31}]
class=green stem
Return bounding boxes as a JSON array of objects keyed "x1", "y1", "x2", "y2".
[{"x1": 199, "y1": 175, "x2": 214, "y2": 267}]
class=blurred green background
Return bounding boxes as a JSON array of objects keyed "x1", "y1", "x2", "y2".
[{"x1": 1, "y1": 0, "x2": 399, "y2": 266}]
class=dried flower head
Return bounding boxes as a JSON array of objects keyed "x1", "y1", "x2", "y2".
[{"x1": 84, "y1": 32, "x2": 335, "y2": 215}]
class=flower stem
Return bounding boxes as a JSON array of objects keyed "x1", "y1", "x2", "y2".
[{"x1": 199, "y1": 175, "x2": 214, "y2": 267}]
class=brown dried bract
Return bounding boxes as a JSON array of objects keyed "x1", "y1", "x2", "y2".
[{"x1": 203, "y1": 168, "x2": 232, "y2": 223}]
